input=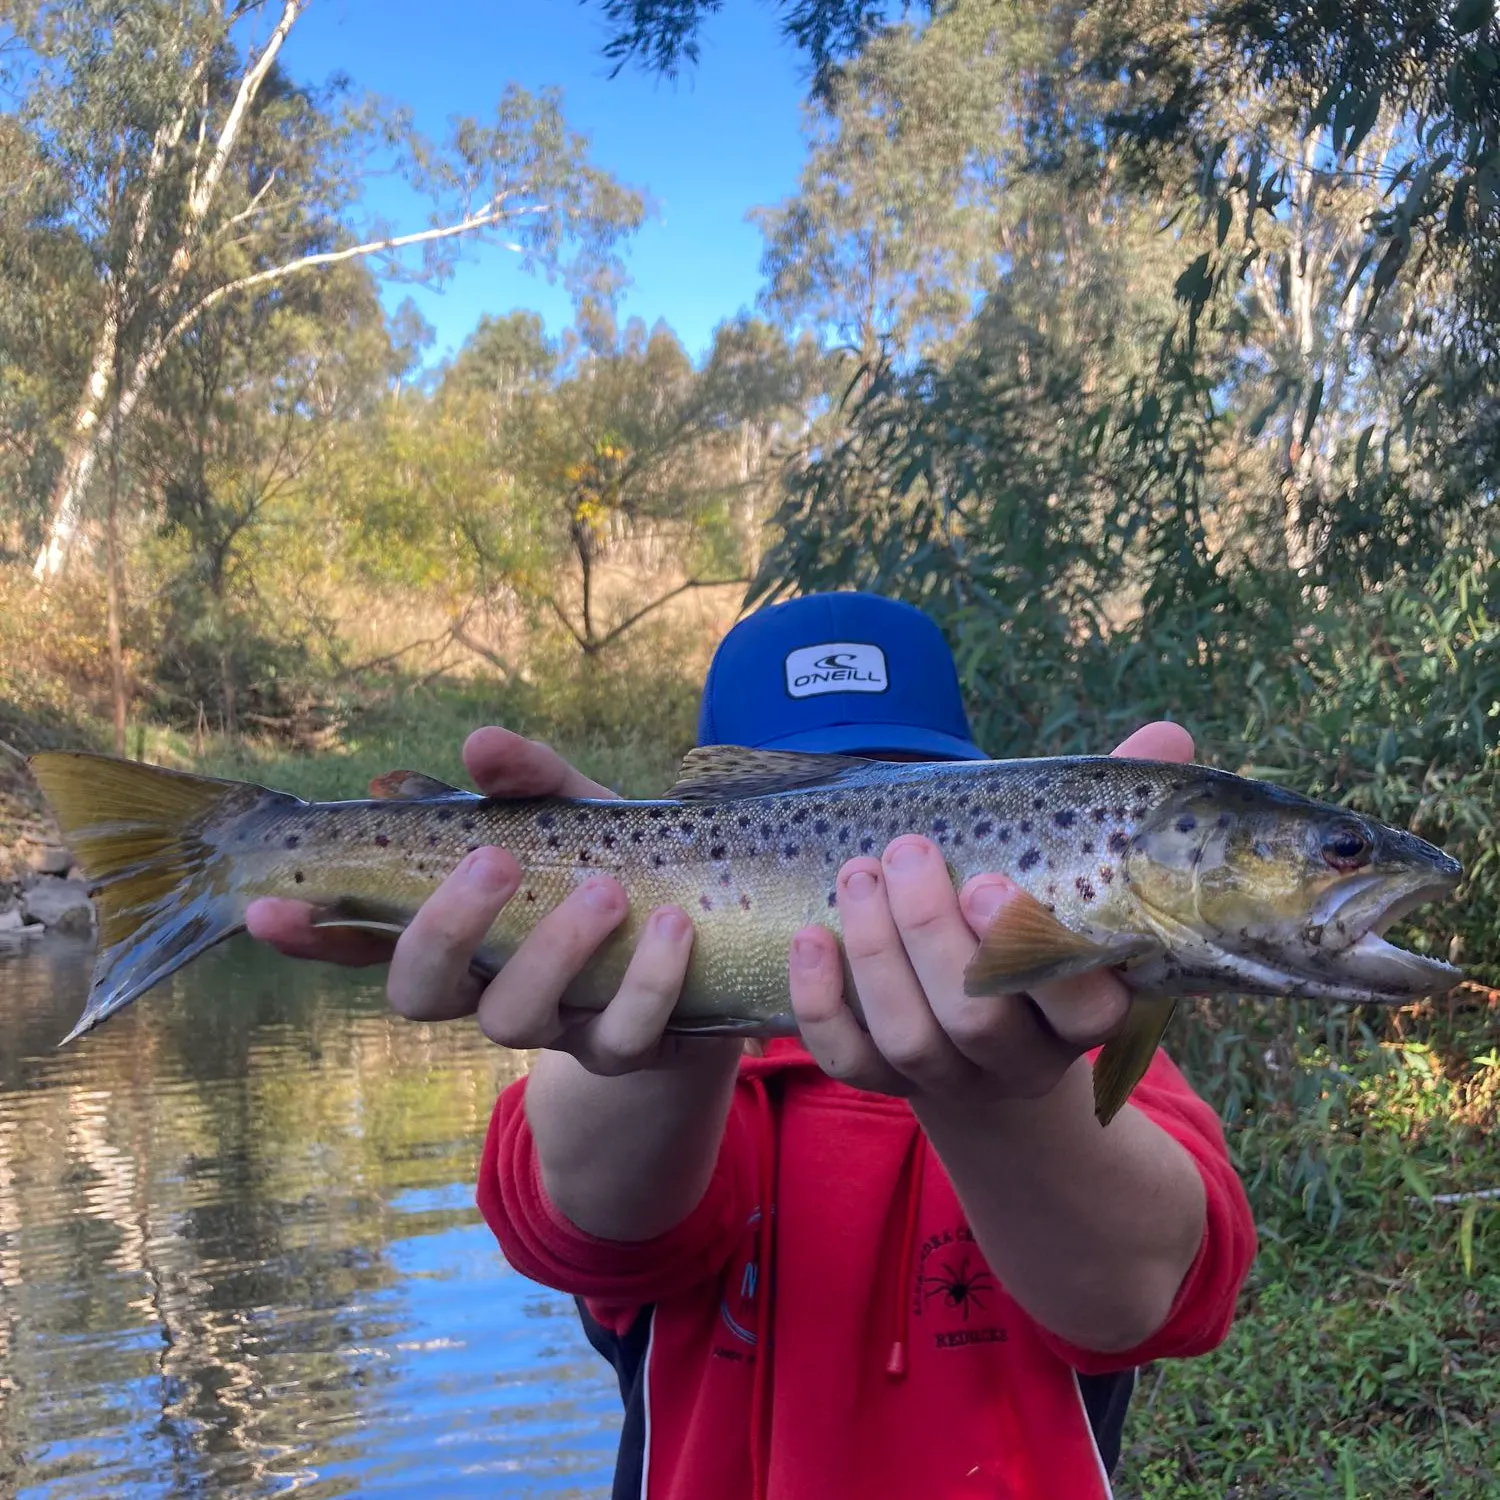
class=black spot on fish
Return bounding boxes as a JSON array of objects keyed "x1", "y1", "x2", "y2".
[
  {"x1": 760, "y1": 822, "x2": 774, "y2": 841},
  {"x1": 1080, "y1": 840, "x2": 1094, "y2": 856},
  {"x1": 603, "y1": 833, "x2": 616, "y2": 849},
  {"x1": 653, "y1": 854, "x2": 666, "y2": 868},
  {"x1": 737, "y1": 815, "x2": 751, "y2": 829},
  {"x1": 1086, "y1": 768, "x2": 1108, "y2": 781},
  {"x1": 1019, "y1": 819, "x2": 1033, "y2": 835},
  {"x1": 1176, "y1": 815, "x2": 1197, "y2": 833},
  {"x1": 1054, "y1": 809, "x2": 1076, "y2": 829},
  {"x1": 1113, "y1": 805, "x2": 1127, "y2": 820},
  {"x1": 1076, "y1": 876, "x2": 1096, "y2": 902},
  {"x1": 547, "y1": 835, "x2": 561, "y2": 850},
  {"x1": 1032, "y1": 795, "x2": 1046, "y2": 811},
  {"x1": 792, "y1": 808, "x2": 808, "y2": 825},
  {"x1": 814, "y1": 818, "x2": 830, "y2": 835},
  {"x1": 461, "y1": 820, "x2": 475, "y2": 833},
  {"x1": 538, "y1": 811, "x2": 555, "y2": 830},
  {"x1": 293, "y1": 871, "x2": 304, "y2": 884},
  {"x1": 871, "y1": 797, "x2": 885, "y2": 812},
  {"x1": 648, "y1": 806, "x2": 664, "y2": 819},
  {"x1": 720, "y1": 872, "x2": 732, "y2": 886},
  {"x1": 679, "y1": 820, "x2": 695, "y2": 837},
  {"x1": 579, "y1": 850, "x2": 591, "y2": 863},
  {"x1": 1091, "y1": 806, "x2": 1107, "y2": 823},
  {"x1": 630, "y1": 829, "x2": 644, "y2": 844},
  {"x1": 1134, "y1": 783, "x2": 1150, "y2": 798},
  {"x1": 973, "y1": 819, "x2": 993, "y2": 837},
  {"x1": 827, "y1": 891, "x2": 837, "y2": 907},
  {"x1": 739, "y1": 894, "x2": 752, "y2": 910},
  {"x1": 285, "y1": 835, "x2": 300, "y2": 849},
  {"x1": 374, "y1": 834, "x2": 389, "y2": 848},
  {"x1": 996, "y1": 826, "x2": 1012, "y2": 842},
  {"x1": 710, "y1": 844, "x2": 727, "y2": 860},
  {"x1": 1045, "y1": 882, "x2": 1057, "y2": 900},
  {"x1": 525, "y1": 890, "x2": 536, "y2": 902},
  {"x1": 783, "y1": 843, "x2": 799, "y2": 858},
  {"x1": 951, "y1": 832, "x2": 965, "y2": 848},
  {"x1": 428, "y1": 833, "x2": 439, "y2": 846},
  {"x1": 932, "y1": 817, "x2": 948, "y2": 834},
  {"x1": 838, "y1": 826, "x2": 850, "y2": 843},
  {"x1": 436, "y1": 809, "x2": 453, "y2": 823},
  {"x1": 1019, "y1": 847, "x2": 1041, "y2": 871},
  {"x1": 700, "y1": 896, "x2": 712, "y2": 911},
  {"x1": 860, "y1": 836, "x2": 875, "y2": 853},
  {"x1": 1108, "y1": 831, "x2": 1130, "y2": 854}
]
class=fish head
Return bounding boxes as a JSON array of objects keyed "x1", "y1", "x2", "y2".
[{"x1": 1122, "y1": 776, "x2": 1463, "y2": 1002}]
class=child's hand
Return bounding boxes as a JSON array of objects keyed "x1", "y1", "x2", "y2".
[
  {"x1": 786, "y1": 721, "x2": 1196, "y2": 1103},
  {"x1": 246, "y1": 725, "x2": 706, "y2": 1075}
]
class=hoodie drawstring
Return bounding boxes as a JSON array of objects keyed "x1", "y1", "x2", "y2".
[{"x1": 885, "y1": 1126, "x2": 926, "y2": 1380}]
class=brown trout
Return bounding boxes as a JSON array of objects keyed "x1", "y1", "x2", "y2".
[{"x1": 28, "y1": 745, "x2": 1463, "y2": 1123}]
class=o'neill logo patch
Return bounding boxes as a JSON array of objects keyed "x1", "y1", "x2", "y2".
[{"x1": 784, "y1": 642, "x2": 889, "y2": 698}]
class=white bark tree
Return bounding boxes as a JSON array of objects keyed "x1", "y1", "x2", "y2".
[{"x1": 12, "y1": 0, "x2": 642, "y2": 576}]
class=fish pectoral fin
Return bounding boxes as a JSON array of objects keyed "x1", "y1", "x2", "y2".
[
  {"x1": 668, "y1": 745, "x2": 875, "y2": 801},
  {"x1": 367, "y1": 769, "x2": 474, "y2": 801},
  {"x1": 1092, "y1": 995, "x2": 1177, "y2": 1127},
  {"x1": 962, "y1": 886, "x2": 1156, "y2": 995}
]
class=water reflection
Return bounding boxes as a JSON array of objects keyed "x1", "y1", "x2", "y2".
[{"x1": 0, "y1": 937, "x2": 620, "y2": 1497}]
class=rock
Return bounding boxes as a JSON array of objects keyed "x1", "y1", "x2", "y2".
[
  {"x1": 21, "y1": 878, "x2": 95, "y2": 935},
  {"x1": 0, "y1": 907, "x2": 23, "y2": 932},
  {"x1": 30, "y1": 846, "x2": 73, "y2": 876}
]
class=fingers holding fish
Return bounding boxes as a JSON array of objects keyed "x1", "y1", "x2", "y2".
[
  {"x1": 474, "y1": 877, "x2": 629, "y2": 1050},
  {"x1": 463, "y1": 726, "x2": 618, "y2": 801},
  {"x1": 835, "y1": 851, "x2": 978, "y2": 1092},
  {"x1": 562, "y1": 906, "x2": 698, "y2": 1074},
  {"x1": 386, "y1": 846, "x2": 525, "y2": 1020},
  {"x1": 1111, "y1": 720, "x2": 1194, "y2": 763},
  {"x1": 245, "y1": 897, "x2": 396, "y2": 968},
  {"x1": 787, "y1": 923, "x2": 913, "y2": 1096}
]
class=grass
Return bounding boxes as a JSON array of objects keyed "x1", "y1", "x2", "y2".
[{"x1": 1119, "y1": 1010, "x2": 1500, "y2": 1498}]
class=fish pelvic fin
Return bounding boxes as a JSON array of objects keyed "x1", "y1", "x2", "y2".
[
  {"x1": 1093, "y1": 995, "x2": 1177, "y2": 1127},
  {"x1": 27, "y1": 751, "x2": 287, "y2": 1042}
]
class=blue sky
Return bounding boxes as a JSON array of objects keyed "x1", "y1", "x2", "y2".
[{"x1": 289, "y1": 1, "x2": 814, "y2": 365}]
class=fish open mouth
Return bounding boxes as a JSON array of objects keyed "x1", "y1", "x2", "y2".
[{"x1": 1314, "y1": 877, "x2": 1463, "y2": 998}]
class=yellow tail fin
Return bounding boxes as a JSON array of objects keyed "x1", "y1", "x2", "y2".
[{"x1": 27, "y1": 751, "x2": 288, "y2": 1042}]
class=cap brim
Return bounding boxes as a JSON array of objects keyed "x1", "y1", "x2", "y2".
[{"x1": 753, "y1": 723, "x2": 989, "y2": 761}]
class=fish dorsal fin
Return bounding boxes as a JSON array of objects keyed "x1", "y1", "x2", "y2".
[
  {"x1": 367, "y1": 769, "x2": 472, "y2": 801},
  {"x1": 668, "y1": 745, "x2": 874, "y2": 801},
  {"x1": 962, "y1": 885, "x2": 1157, "y2": 996},
  {"x1": 1093, "y1": 995, "x2": 1177, "y2": 1126}
]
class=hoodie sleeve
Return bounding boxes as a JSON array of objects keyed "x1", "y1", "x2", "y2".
[
  {"x1": 1034, "y1": 1049, "x2": 1258, "y2": 1377},
  {"x1": 476, "y1": 1072, "x2": 758, "y2": 1333}
]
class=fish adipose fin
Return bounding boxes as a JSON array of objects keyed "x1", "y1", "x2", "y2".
[
  {"x1": 27, "y1": 751, "x2": 289, "y2": 1044},
  {"x1": 669, "y1": 745, "x2": 874, "y2": 801},
  {"x1": 367, "y1": 769, "x2": 474, "y2": 801},
  {"x1": 1092, "y1": 995, "x2": 1177, "y2": 1126},
  {"x1": 962, "y1": 886, "x2": 1155, "y2": 996}
]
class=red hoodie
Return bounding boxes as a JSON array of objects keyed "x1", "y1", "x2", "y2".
[{"x1": 479, "y1": 1041, "x2": 1256, "y2": 1500}]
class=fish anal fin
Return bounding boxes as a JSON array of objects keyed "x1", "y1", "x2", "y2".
[
  {"x1": 962, "y1": 886, "x2": 1155, "y2": 996},
  {"x1": 668, "y1": 745, "x2": 874, "y2": 801},
  {"x1": 1093, "y1": 995, "x2": 1177, "y2": 1126},
  {"x1": 368, "y1": 769, "x2": 472, "y2": 801}
]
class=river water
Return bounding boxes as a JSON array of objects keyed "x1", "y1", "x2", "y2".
[{"x1": 0, "y1": 936, "x2": 621, "y2": 1498}]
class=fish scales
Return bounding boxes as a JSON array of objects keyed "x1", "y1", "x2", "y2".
[
  {"x1": 26, "y1": 745, "x2": 1464, "y2": 1122},
  {"x1": 236, "y1": 758, "x2": 1157, "y2": 1028}
]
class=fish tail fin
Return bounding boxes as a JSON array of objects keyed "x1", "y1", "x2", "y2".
[{"x1": 27, "y1": 751, "x2": 285, "y2": 1041}]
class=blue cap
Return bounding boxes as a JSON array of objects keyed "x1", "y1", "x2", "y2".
[{"x1": 697, "y1": 592, "x2": 987, "y2": 760}]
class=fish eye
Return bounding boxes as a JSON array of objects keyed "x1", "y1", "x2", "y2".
[{"x1": 1321, "y1": 827, "x2": 1372, "y2": 872}]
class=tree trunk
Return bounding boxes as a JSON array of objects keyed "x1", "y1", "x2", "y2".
[
  {"x1": 105, "y1": 425, "x2": 128, "y2": 756},
  {"x1": 33, "y1": 315, "x2": 117, "y2": 577}
]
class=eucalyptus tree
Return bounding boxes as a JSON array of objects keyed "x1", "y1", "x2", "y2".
[{"x1": 2, "y1": 0, "x2": 644, "y2": 578}]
